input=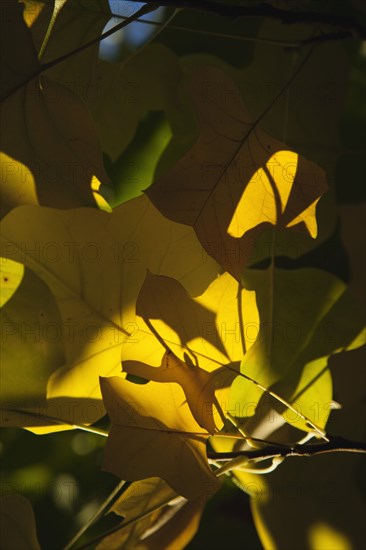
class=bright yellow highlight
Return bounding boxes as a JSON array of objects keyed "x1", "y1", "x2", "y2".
[
  {"x1": 308, "y1": 522, "x2": 352, "y2": 550},
  {"x1": 21, "y1": 0, "x2": 45, "y2": 27},
  {"x1": 0, "y1": 257, "x2": 24, "y2": 307},
  {"x1": 91, "y1": 175, "x2": 112, "y2": 213},
  {"x1": 287, "y1": 197, "x2": 320, "y2": 238},
  {"x1": 0, "y1": 152, "x2": 38, "y2": 214},
  {"x1": 228, "y1": 150, "x2": 318, "y2": 239}
]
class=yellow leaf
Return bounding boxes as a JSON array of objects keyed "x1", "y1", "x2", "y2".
[
  {"x1": 0, "y1": 195, "x2": 219, "y2": 431},
  {"x1": 147, "y1": 66, "x2": 328, "y2": 277},
  {"x1": 135, "y1": 497, "x2": 204, "y2": 550},
  {"x1": 21, "y1": 0, "x2": 45, "y2": 27},
  {"x1": 122, "y1": 271, "x2": 259, "y2": 433},
  {"x1": 229, "y1": 268, "x2": 365, "y2": 434},
  {"x1": 100, "y1": 376, "x2": 221, "y2": 501},
  {"x1": 0, "y1": 265, "x2": 65, "y2": 406},
  {"x1": 227, "y1": 150, "x2": 321, "y2": 239},
  {"x1": 0, "y1": 264, "x2": 105, "y2": 431},
  {"x1": 1, "y1": 75, "x2": 111, "y2": 217},
  {"x1": 0, "y1": 257, "x2": 24, "y2": 307},
  {"x1": 125, "y1": 350, "x2": 223, "y2": 435},
  {"x1": 308, "y1": 523, "x2": 352, "y2": 550},
  {"x1": 97, "y1": 477, "x2": 203, "y2": 550},
  {"x1": 111, "y1": 478, "x2": 177, "y2": 519},
  {"x1": 0, "y1": 2, "x2": 111, "y2": 217},
  {"x1": 97, "y1": 478, "x2": 177, "y2": 550},
  {"x1": 228, "y1": 150, "x2": 299, "y2": 238}
]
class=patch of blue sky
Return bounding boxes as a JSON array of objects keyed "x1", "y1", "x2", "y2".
[{"x1": 99, "y1": 1, "x2": 167, "y2": 62}]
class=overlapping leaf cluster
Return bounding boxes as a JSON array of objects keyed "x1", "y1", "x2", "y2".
[{"x1": 0, "y1": 1, "x2": 365, "y2": 549}]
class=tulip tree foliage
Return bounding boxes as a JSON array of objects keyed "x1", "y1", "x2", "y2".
[{"x1": 0, "y1": 1, "x2": 365, "y2": 549}]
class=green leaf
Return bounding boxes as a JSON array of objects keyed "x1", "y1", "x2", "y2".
[
  {"x1": 74, "y1": 44, "x2": 183, "y2": 162},
  {"x1": 0, "y1": 494, "x2": 41, "y2": 550},
  {"x1": 250, "y1": 345, "x2": 366, "y2": 550},
  {"x1": 111, "y1": 111, "x2": 172, "y2": 206},
  {"x1": 0, "y1": 261, "x2": 106, "y2": 432},
  {"x1": 0, "y1": 195, "x2": 219, "y2": 431},
  {"x1": 229, "y1": 268, "x2": 365, "y2": 434},
  {"x1": 0, "y1": 264, "x2": 65, "y2": 417},
  {"x1": 147, "y1": 65, "x2": 328, "y2": 278}
]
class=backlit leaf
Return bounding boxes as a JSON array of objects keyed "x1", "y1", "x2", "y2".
[
  {"x1": 100, "y1": 376, "x2": 221, "y2": 500},
  {"x1": 24, "y1": 0, "x2": 183, "y2": 161},
  {"x1": 97, "y1": 477, "x2": 203, "y2": 550},
  {"x1": 250, "y1": 345, "x2": 366, "y2": 550},
  {"x1": 229, "y1": 268, "x2": 365, "y2": 433},
  {"x1": 0, "y1": 257, "x2": 24, "y2": 307},
  {"x1": 122, "y1": 270, "x2": 259, "y2": 433},
  {"x1": 0, "y1": 263, "x2": 107, "y2": 431},
  {"x1": 147, "y1": 65, "x2": 328, "y2": 278},
  {"x1": 0, "y1": 264, "x2": 65, "y2": 410},
  {"x1": 0, "y1": 194, "x2": 219, "y2": 431},
  {"x1": 134, "y1": 497, "x2": 204, "y2": 550},
  {"x1": 97, "y1": 478, "x2": 178, "y2": 550},
  {"x1": 0, "y1": 1, "x2": 111, "y2": 217}
]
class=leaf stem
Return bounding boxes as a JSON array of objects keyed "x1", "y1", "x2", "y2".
[
  {"x1": 38, "y1": 0, "x2": 67, "y2": 59},
  {"x1": 63, "y1": 480, "x2": 128, "y2": 550},
  {"x1": 231, "y1": 366, "x2": 329, "y2": 441},
  {"x1": 215, "y1": 455, "x2": 284, "y2": 476},
  {"x1": 73, "y1": 493, "x2": 182, "y2": 550},
  {"x1": 3, "y1": 408, "x2": 109, "y2": 436},
  {"x1": 71, "y1": 424, "x2": 109, "y2": 437}
]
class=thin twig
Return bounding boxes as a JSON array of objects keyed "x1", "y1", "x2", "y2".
[
  {"x1": 1, "y1": 2, "x2": 157, "y2": 102},
  {"x1": 119, "y1": 8, "x2": 180, "y2": 69},
  {"x1": 126, "y1": 0, "x2": 366, "y2": 38},
  {"x1": 60, "y1": 0, "x2": 360, "y2": 49},
  {"x1": 208, "y1": 435, "x2": 366, "y2": 461},
  {"x1": 75, "y1": 5, "x2": 358, "y2": 48}
]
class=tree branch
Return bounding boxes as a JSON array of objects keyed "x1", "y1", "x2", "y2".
[
  {"x1": 129, "y1": 0, "x2": 366, "y2": 39},
  {"x1": 1, "y1": 2, "x2": 156, "y2": 102},
  {"x1": 208, "y1": 436, "x2": 366, "y2": 462}
]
